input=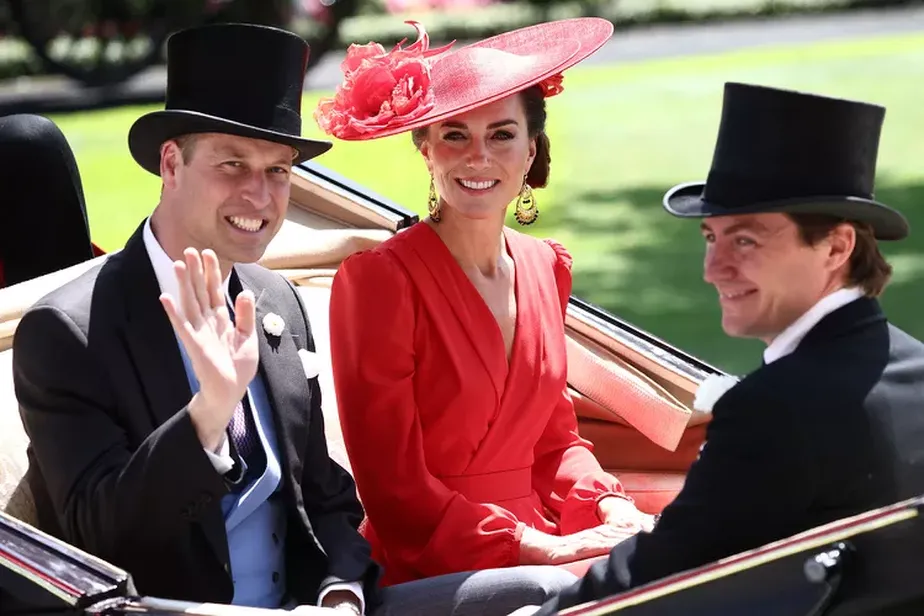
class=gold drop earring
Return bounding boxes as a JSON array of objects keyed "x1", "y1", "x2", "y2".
[
  {"x1": 514, "y1": 176, "x2": 538, "y2": 225},
  {"x1": 428, "y1": 176, "x2": 441, "y2": 222}
]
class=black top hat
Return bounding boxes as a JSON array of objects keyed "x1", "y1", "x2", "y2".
[
  {"x1": 128, "y1": 23, "x2": 332, "y2": 176},
  {"x1": 663, "y1": 82, "x2": 909, "y2": 240}
]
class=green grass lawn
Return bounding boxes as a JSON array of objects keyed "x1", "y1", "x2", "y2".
[{"x1": 50, "y1": 31, "x2": 924, "y2": 374}]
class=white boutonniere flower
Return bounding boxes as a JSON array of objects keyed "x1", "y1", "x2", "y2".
[
  {"x1": 298, "y1": 348, "x2": 321, "y2": 379},
  {"x1": 262, "y1": 312, "x2": 286, "y2": 337},
  {"x1": 693, "y1": 373, "x2": 740, "y2": 413}
]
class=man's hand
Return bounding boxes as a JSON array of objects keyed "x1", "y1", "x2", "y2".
[
  {"x1": 159, "y1": 248, "x2": 259, "y2": 451},
  {"x1": 598, "y1": 496, "x2": 656, "y2": 533}
]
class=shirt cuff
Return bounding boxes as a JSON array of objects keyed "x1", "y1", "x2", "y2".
[
  {"x1": 203, "y1": 434, "x2": 234, "y2": 475},
  {"x1": 317, "y1": 578, "x2": 365, "y2": 615}
]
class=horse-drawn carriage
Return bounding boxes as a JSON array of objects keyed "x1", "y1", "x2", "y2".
[{"x1": 1, "y1": 160, "x2": 922, "y2": 615}]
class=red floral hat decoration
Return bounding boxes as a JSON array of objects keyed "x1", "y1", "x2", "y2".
[{"x1": 315, "y1": 17, "x2": 614, "y2": 140}]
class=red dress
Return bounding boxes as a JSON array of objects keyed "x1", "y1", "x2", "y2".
[{"x1": 329, "y1": 222, "x2": 628, "y2": 586}]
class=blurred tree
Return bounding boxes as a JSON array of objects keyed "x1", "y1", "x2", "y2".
[
  {"x1": 3, "y1": 0, "x2": 354, "y2": 86},
  {"x1": 202, "y1": 0, "x2": 292, "y2": 26},
  {"x1": 513, "y1": 0, "x2": 611, "y2": 19}
]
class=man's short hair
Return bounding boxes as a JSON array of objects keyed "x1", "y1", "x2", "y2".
[
  {"x1": 789, "y1": 213, "x2": 893, "y2": 297},
  {"x1": 173, "y1": 134, "x2": 200, "y2": 164}
]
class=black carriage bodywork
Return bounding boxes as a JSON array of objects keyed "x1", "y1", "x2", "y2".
[
  {"x1": 3, "y1": 493, "x2": 923, "y2": 615},
  {"x1": 562, "y1": 496, "x2": 924, "y2": 616}
]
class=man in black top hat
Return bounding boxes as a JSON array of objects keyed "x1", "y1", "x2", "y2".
[
  {"x1": 523, "y1": 82, "x2": 924, "y2": 615},
  {"x1": 12, "y1": 22, "x2": 576, "y2": 616}
]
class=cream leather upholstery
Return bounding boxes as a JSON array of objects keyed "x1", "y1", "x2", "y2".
[
  {"x1": 0, "y1": 254, "x2": 110, "y2": 352},
  {"x1": 293, "y1": 277, "x2": 354, "y2": 477},
  {"x1": 0, "y1": 347, "x2": 35, "y2": 524}
]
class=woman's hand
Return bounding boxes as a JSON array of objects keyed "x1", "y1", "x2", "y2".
[
  {"x1": 597, "y1": 496, "x2": 656, "y2": 534},
  {"x1": 519, "y1": 524, "x2": 634, "y2": 566}
]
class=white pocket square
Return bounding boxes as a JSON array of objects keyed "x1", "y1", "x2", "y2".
[{"x1": 297, "y1": 349, "x2": 321, "y2": 379}]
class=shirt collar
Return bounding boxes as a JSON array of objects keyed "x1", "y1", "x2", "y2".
[
  {"x1": 763, "y1": 286, "x2": 865, "y2": 365},
  {"x1": 142, "y1": 216, "x2": 231, "y2": 302}
]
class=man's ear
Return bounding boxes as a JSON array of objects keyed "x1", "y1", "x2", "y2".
[
  {"x1": 825, "y1": 222, "x2": 856, "y2": 272},
  {"x1": 160, "y1": 141, "x2": 181, "y2": 188}
]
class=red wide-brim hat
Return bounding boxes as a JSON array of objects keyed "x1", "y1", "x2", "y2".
[{"x1": 314, "y1": 17, "x2": 614, "y2": 141}]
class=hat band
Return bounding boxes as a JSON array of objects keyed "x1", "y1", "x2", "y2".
[
  {"x1": 702, "y1": 168, "x2": 874, "y2": 207},
  {"x1": 166, "y1": 97, "x2": 303, "y2": 136}
]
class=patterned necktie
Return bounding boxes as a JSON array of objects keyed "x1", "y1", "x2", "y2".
[
  {"x1": 224, "y1": 295, "x2": 265, "y2": 475},
  {"x1": 228, "y1": 395, "x2": 258, "y2": 461}
]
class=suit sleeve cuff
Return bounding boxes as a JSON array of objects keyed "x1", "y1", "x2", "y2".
[
  {"x1": 203, "y1": 434, "x2": 234, "y2": 475},
  {"x1": 317, "y1": 577, "x2": 365, "y2": 614}
]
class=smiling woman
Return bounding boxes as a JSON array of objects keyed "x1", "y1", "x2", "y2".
[
  {"x1": 309, "y1": 17, "x2": 664, "y2": 587},
  {"x1": 409, "y1": 87, "x2": 547, "y2": 225}
]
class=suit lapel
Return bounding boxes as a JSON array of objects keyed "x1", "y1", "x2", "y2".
[
  {"x1": 119, "y1": 225, "x2": 192, "y2": 427},
  {"x1": 118, "y1": 224, "x2": 230, "y2": 568},
  {"x1": 233, "y1": 266, "x2": 310, "y2": 489}
]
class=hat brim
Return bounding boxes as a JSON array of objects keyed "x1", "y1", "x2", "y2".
[
  {"x1": 663, "y1": 181, "x2": 910, "y2": 241},
  {"x1": 129, "y1": 109, "x2": 333, "y2": 176},
  {"x1": 332, "y1": 18, "x2": 614, "y2": 141}
]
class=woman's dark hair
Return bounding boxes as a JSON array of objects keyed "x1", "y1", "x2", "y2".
[{"x1": 411, "y1": 85, "x2": 551, "y2": 188}]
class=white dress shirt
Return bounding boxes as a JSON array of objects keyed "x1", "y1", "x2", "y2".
[
  {"x1": 141, "y1": 217, "x2": 365, "y2": 613},
  {"x1": 763, "y1": 287, "x2": 865, "y2": 365}
]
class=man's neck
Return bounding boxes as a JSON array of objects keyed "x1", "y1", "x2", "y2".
[
  {"x1": 762, "y1": 286, "x2": 864, "y2": 364},
  {"x1": 149, "y1": 207, "x2": 235, "y2": 281},
  {"x1": 761, "y1": 275, "x2": 849, "y2": 346}
]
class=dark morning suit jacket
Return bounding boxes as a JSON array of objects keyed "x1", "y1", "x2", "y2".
[
  {"x1": 537, "y1": 296, "x2": 924, "y2": 614},
  {"x1": 12, "y1": 222, "x2": 381, "y2": 607}
]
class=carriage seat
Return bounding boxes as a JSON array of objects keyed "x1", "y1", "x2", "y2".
[{"x1": 0, "y1": 347, "x2": 36, "y2": 525}]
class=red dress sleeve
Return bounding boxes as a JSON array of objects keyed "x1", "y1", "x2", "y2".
[
  {"x1": 329, "y1": 249, "x2": 524, "y2": 580},
  {"x1": 530, "y1": 239, "x2": 633, "y2": 535}
]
